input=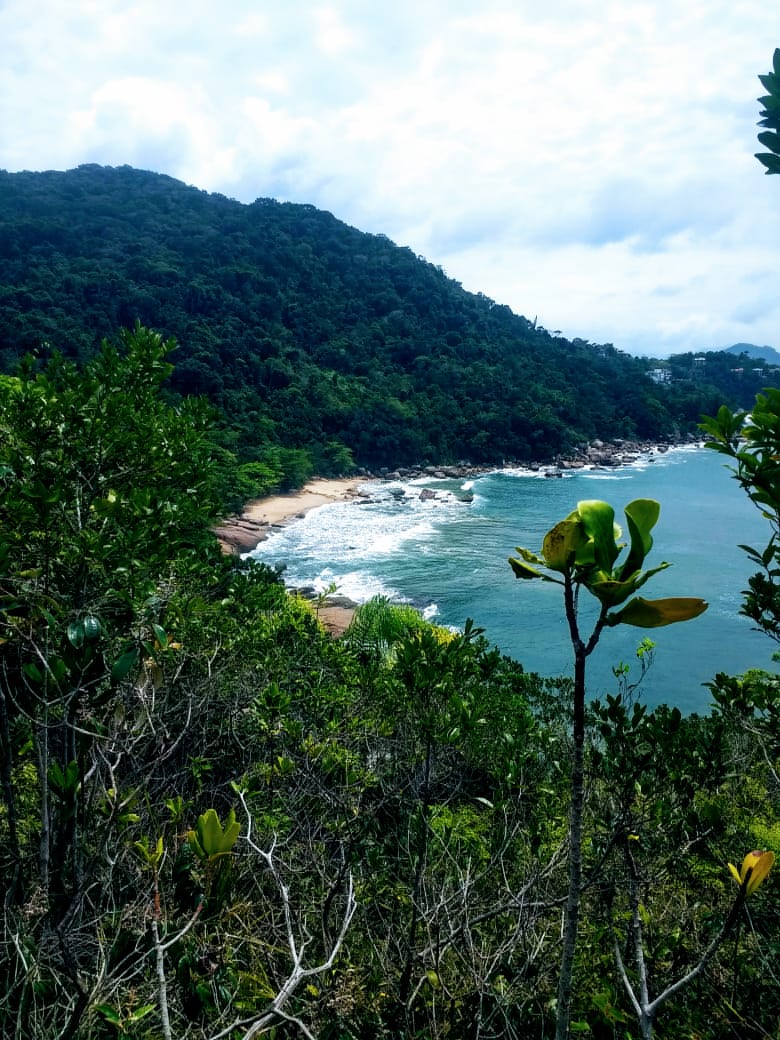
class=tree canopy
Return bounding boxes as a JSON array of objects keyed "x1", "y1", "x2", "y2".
[
  {"x1": 0, "y1": 335, "x2": 775, "y2": 1040},
  {"x1": 0, "y1": 165, "x2": 769, "y2": 486}
]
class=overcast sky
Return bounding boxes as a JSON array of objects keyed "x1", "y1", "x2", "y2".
[{"x1": 2, "y1": 2, "x2": 779, "y2": 357}]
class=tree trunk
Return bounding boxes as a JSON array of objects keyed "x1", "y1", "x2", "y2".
[
  {"x1": 0, "y1": 682, "x2": 22, "y2": 904},
  {"x1": 555, "y1": 643, "x2": 586, "y2": 1040}
]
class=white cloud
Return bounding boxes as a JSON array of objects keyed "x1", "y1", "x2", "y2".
[{"x1": 2, "y1": 0, "x2": 780, "y2": 355}]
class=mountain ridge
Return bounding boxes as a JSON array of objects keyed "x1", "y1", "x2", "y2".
[
  {"x1": 0, "y1": 164, "x2": 767, "y2": 480},
  {"x1": 720, "y1": 342, "x2": 780, "y2": 364}
]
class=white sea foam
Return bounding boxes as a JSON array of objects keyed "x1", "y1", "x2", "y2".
[
  {"x1": 306, "y1": 568, "x2": 399, "y2": 604},
  {"x1": 248, "y1": 480, "x2": 467, "y2": 602},
  {"x1": 500, "y1": 465, "x2": 568, "y2": 479},
  {"x1": 368, "y1": 519, "x2": 438, "y2": 555},
  {"x1": 499, "y1": 444, "x2": 701, "y2": 483},
  {"x1": 241, "y1": 447, "x2": 775, "y2": 712}
]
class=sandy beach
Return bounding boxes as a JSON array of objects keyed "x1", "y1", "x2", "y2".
[
  {"x1": 213, "y1": 477, "x2": 368, "y2": 636},
  {"x1": 214, "y1": 476, "x2": 368, "y2": 553}
]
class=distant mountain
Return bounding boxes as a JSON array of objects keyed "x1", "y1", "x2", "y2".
[
  {"x1": 0, "y1": 165, "x2": 768, "y2": 476},
  {"x1": 722, "y1": 343, "x2": 780, "y2": 365}
]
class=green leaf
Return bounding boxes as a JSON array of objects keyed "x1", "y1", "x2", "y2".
[
  {"x1": 758, "y1": 129, "x2": 780, "y2": 153},
  {"x1": 607, "y1": 596, "x2": 708, "y2": 628},
  {"x1": 151, "y1": 622, "x2": 168, "y2": 648},
  {"x1": 513, "y1": 545, "x2": 547, "y2": 567},
  {"x1": 48, "y1": 759, "x2": 80, "y2": 797},
  {"x1": 128, "y1": 1004, "x2": 155, "y2": 1023},
  {"x1": 133, "y1": 835, "x2": 164, "y2": 868},
  {"x1": 189, "y1": 807, "x2": 241, "y2": 860},
  {"x1": 756, "y1": 152, "x2": 780, "y2": 174},
  {"x1": 577, "y1": 500, "x2": 620, "y2": 571},
  {"x1": 83, "y1": 614, "x2": 102, "y2": 640},
  {"x1": 67, "y1": 620, "x2": 85, "y2": 649},
  {"x1": 23, "y1": 662, "x2": 44, "y2": 684},
  {"x1": 588, "y1": 561, "x2": 670, "y2": 608},
  {"x1": 94, "y1": 1004, "x2": 122, "y2": 1027},
  {"x1": 508, "y1": 555, "x2": 556, "y2": 582},
  {"x1": 542, "y1": 517, "x2": 589, "y2": 572},
  {"x1": 111, "y1": 647, "x2": 139, "y2": 681},
  {"x1": 619, "y1": 498, "x2": 660, "y2": 578}
]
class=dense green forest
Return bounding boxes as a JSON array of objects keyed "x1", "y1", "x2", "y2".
[
  {"x1": 1, "y1": 58, "x2": 778, "y2": 1038},
  {"x1": 0, "y1": 326, "x2": 777, "y2": 1040},
  {"x1": 0, "y1": 164, "x2": 770, "y2": 491}
]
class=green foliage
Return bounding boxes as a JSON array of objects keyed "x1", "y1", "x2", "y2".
[
  {"x1": 756, "y1": 47, "x2": 780, "y2": 174},
  {"x1": 702, "y1": 394, "x2": 780, "y2": 641},
  {"x1": 510, "y1": 497, "x2": 708, "y2": 627},
  {"x1": 187, "y1": 808, "x2": 240, "y2": 862},
  {"x1": 344, "y1": 595, "x2": 428, "y2": 661},
  {"x1": 510, "y1": 498, "x2": 709, "y2": 1040},
  {"x1": 0, "y1": 315, "x2": 775, "y2": 1039},
  {"x1": 0, "y1": 165, "x2": 763, "y2": 482}
]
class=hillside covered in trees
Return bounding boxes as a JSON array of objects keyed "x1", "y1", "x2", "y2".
[
  {"x1": 1, "y1": 52, "x2": 778, "y2": 1039},
  {"x1": 0, "y1": 164, "x2": 768, "y2": 489},
  {"x1": 0, "y1": 329, "x2": 777, "y2": 1039}
]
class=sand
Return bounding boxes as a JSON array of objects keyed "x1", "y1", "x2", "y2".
[
  {"x1": 213, "y1": 478, "x2": 367, "y2": 636},
  {"x1": 243, "y1": 477, "x2": 368, "y2": 527},
  {"x1": 213, "y1": 477, "x2": 368, "y2": 554},
  {"x1": 309, "y1": 603, "x2": 358, "y2": 637}
]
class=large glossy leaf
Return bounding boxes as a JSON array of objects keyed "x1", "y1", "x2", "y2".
[
  {"x1": 111, "y1": 646, "x2": 139, "y2": 681},
  {"x1": 588, "y1": 561, "x2": 671, "y2": 607},
  {"x1": 67, "y1": 620, "x2": 85, "y2": 649},
  {"x1": 190, "y1": 808, "x2": 241, "y2": 860},
  {"x1": 577, "y1": 500, "x2": 620, "y2": 571},
  {"x1": 508, "y1": 554, "x2": 560, "y2": 582},
  {"x1": 619, "y1": 499, "x2": 660, "y2": 579},
  {"x1": 542, "y1": 518, "x2": 588, "y2": 572},
  {"x1": 606, "y1": 596, "x2": 708, "y2": 628}
]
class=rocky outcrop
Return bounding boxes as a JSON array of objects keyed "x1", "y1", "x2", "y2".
[
  {"x1": 356, "y1": 436, "x2": 698, "y2": 485},
  {"x1": 213, "y1": 516, "x2": 273, "y2": 553}
]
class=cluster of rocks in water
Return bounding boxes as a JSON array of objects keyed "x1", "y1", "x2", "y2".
[{"x1": 354, "y1": 437, "x2": 699, "y2": 496}]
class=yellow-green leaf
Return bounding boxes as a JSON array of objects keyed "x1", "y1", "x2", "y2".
[
  {"x1": 192, "y1": 807, "x2": 241, "y2": 860},
  {"x1": 620, "y1": 498, "x2": 660, "y2": 577},
  {"x1": 577, "y1": 500, "x2": 621, "y2": 571},
  {"x1": 730, "y1": 850, "x2": 775, "y2": 895},
  {"x1": 607, "y1": 596, "x2": 708, "y2": 628},
  {"x1": 508, "y1": 556, "x2": 556, "y2": 582},
  {"x1": 426, "y1": 969, "x2": 441, "y2": 989},
  {"x1": 543, "y1": 518, "x2": 588, "y2": 572}
]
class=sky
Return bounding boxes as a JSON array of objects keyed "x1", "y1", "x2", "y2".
[{"x1": 2, "y1": 1, "x2": 780, "y2": 358}]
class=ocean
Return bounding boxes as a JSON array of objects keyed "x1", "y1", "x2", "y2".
[{"x1": 247, "y1": 446, "x2": 778, "y2": 714}]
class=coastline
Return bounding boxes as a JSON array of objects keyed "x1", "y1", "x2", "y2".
[
  {"x1": 214, "y1": 477, "x2": 369, "y2": 638},
  {"x1": 216, "y1": 437, "x2": 698, "y2": 554},
  {"x1": 213, "y1": 438, "x2": 700, "y2": 638},
  {"x1": 213, "y1": 477, "x2": 369, "y2": 554}
]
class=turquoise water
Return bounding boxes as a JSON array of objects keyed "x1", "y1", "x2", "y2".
[{"x1": 248, "y1": 447, "x2": 778, "y2": 713}]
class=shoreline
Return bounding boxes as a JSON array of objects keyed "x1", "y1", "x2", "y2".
[
  {"x1": 216, "y1": 437, "x2": 699, "y2": 554},
  {"x1": 213, "y1": 477, "x2": 370, "y2": 638},
  {"x1": 213, "y1": 477, "x2": 369, "y2": 554},
  {"x1": 214, "y1": 438, "x2": 701, "y2": 637}
]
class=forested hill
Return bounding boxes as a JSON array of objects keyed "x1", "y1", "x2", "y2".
[{"x1": 0, "y1": 164, "x2": 766, "y2": 480}]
